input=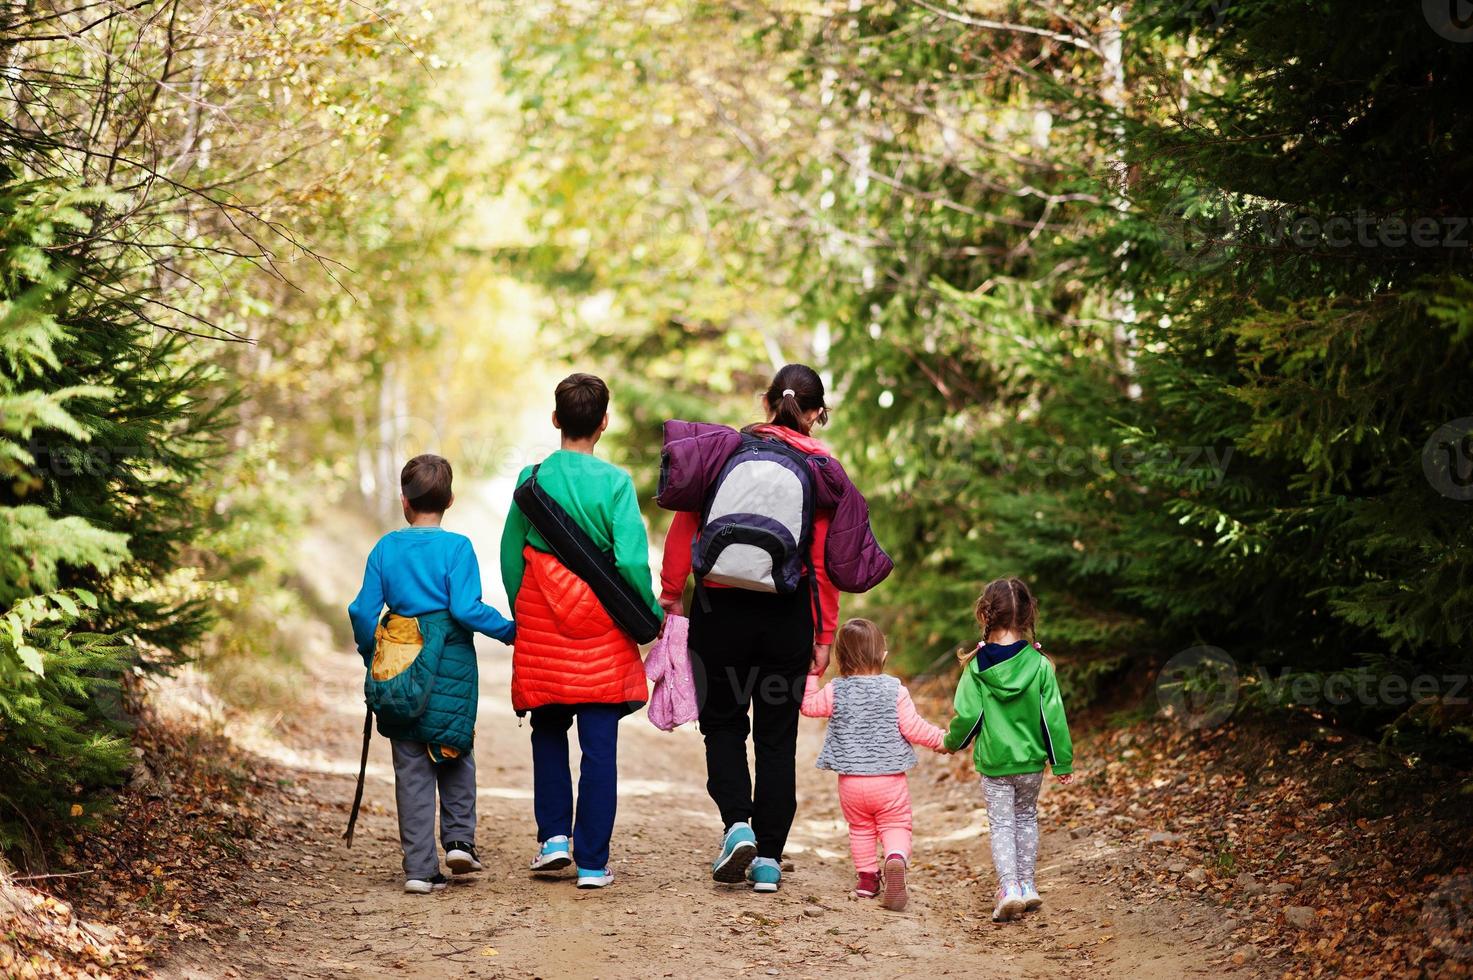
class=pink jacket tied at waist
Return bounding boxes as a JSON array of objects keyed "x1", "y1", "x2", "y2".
[{"x1": 645, "y1": 614, "x2": 698, "y2": 731}]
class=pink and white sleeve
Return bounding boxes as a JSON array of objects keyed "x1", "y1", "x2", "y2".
[
  {"x1": 801, "y1": 675, "x2": 835, "y2": 718},
  {"x1": 896, "y1": 686, "x2": 947, "y2": 750}
]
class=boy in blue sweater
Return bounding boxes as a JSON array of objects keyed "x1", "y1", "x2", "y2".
[{"x1": 348, "y1": 454, "x2": 515, "y2": 894}]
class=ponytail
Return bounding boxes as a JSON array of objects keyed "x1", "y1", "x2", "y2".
[{"x1": 765, "y1": 363, "x2": 829, "y2": 434}]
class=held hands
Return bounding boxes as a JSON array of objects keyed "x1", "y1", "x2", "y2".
[
  {"x1": 1056, "y1": 773, "x2": 1073, "y2": 785},
  {"x1": 810, "y1": 642, "x2": 831, "y2": 676}
]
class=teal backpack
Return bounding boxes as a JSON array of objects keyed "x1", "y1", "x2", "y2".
[{"x1": 363, "y1": 612, "x2": 446, "y2": 727}]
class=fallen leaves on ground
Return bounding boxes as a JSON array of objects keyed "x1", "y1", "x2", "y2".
[
  {"x1": 4, "y1": 697, "x2": 285, "y2": 978},
  {"x1": 1038, "y1": 710, "x2": 1471, "y2": 979},
  {"x1": 0, "y1": 878, "x2": 146, "y2": 979}
]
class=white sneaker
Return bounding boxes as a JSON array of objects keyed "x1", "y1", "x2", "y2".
[
  {"x1": 530, "y1": 835, "x2": 573, "y2": 872},
  {"x1": 404, "y1": 873, "x2": 449, "y2": 894},
  {"x1": 445, "y1": 841, "x2": 482, "y2": 875},
  {"x1": 1020, "y1": 880, "x2": 1043, "y2": 912},
  {"x1": 992, "y1": 883, "x2": 1026, "y2": 922}
]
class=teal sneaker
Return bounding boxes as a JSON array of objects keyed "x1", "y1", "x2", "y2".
[
  {"x1": 530, "y1": 835, "x2": 572, "y2": 874},
  {"x1": 712, "y1": 822, "x2": 758, "y2": 884},
  {"x1": 1020, "y1": 880, "x2": 1043, "y2": 912},
  {"x1": 747, "y1": 857, "x2": 781, "y2": 893},
  {"x1": 576, "y1": 867, "x2": 614, "y2": 889}
]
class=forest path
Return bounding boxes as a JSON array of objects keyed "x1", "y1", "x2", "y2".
[
  {"x1": 154, "y1": 646, "x2": 1259, "y2": 980},
  {"x1": 152, "y1": 489, "x2": 1256, "y2": 979}
]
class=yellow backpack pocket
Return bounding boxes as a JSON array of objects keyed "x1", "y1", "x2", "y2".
[{"x1": 373, "y1": 614, "x2": 424, "y2": 681}]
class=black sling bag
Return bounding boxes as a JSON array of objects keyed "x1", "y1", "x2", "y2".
[{"x1": 512, "y1": 464, "x2": 662, "y2": 644}]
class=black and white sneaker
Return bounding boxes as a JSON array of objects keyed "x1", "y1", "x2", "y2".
[
  {"x1": 445, "y1": 842, "x2": 482, "y2": 875},
  {"x1": 404, "y1": 873, "x2": 449, "y2": 895}
]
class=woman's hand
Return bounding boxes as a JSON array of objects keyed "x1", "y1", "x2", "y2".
[
  {"x1": 654, "y1": 597, "x2": 683, "y2": 639},
  {"x1": 810, "y1": 642, "x2": 832, "y2": 676},
  {"x1": 1055, "y1": 773, "x2": 1073, "y2": 785}
]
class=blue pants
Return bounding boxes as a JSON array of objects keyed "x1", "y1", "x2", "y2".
[{"x1": 529, "y1": 703, "x2": 622, "y2": 872}]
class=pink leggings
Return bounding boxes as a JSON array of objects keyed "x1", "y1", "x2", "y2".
[{"x1": 837, "y1": 773, "x2": 913, "y2": 873}]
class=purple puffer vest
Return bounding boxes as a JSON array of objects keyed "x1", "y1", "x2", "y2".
[{"x1": 656, "y1": 420, "x2": 894, "y2": 593}]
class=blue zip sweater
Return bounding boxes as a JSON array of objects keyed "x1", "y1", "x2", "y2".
[{"x1": 348, "y1": 526, "x2": 515, "y2": 662}]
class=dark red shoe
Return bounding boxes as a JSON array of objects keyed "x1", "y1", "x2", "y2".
[
  {"x1": 854, "y1": 871, "x2": 881, "y2": 898},
  {"x1": 881, "y1": 853, "x2": 908, "y2": 911}
]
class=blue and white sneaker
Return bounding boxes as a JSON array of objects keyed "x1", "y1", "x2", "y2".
[
  {"x1": 1020, "y1": 880, "x2": 1043, "y2": 912},
  {"x1": 576, "y1": 867, "x2": 614, "y2": 889},
  {"x1": 747, "y1": 857, "x2": 781, "y2": 893},
  {"x1": 530, "y1": 835, "x2": 573, "y2": 873},
  {"x1": 712, "y1": 822, "x2": 758, "y2": 883}
]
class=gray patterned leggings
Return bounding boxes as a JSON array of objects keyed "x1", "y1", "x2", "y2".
[{"x1": 982, "y1": 772, "x2": 1044, "y2": 888}]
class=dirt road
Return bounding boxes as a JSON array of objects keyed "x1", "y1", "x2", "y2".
[{"x1": 153, "y1": 627, "x2": 1256, "y2": 979}]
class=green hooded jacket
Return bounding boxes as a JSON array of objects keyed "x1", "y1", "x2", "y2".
[{"x1": 942, "y1": 644, "x2": 1073, "y2": 777}]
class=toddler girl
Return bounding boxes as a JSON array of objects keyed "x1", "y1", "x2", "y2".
[
  {"x1": 802, "y1": 618, "x2": 947, "y2": 911},
  {"x1": 941, "y1": 577, "x2": 1073, "y2": 922}
]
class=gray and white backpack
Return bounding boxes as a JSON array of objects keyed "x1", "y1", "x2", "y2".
[{"x1": 691, "y1": 433, "x2": 816, "y2": 594}]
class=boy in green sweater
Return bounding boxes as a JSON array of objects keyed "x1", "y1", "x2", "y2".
[
  {"x1": 500, "y1": 373, "x2": 662, "y2": 888},
  {"x1": 942, "y1": 577, "x2": 1073, "y2": 923}
]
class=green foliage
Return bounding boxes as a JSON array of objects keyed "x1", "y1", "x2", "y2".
[
  {"x1": 0, "y1": 0, "x2": 566, "y2": 867},
  {"x1": 0, "y1": 181, "x2": 166, "y2": 862},
  {"x1": 493, "y1": 0, "x2": 1473, "y2": 745}
]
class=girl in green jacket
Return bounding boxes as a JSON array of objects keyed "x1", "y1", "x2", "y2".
[{"x1": 942, "y1": 577, "x2": 1073, "y2": 923}]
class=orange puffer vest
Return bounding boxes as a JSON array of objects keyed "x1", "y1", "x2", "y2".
[{"x1": 511, "y1": 546, "x2": 648, "y2": 712}]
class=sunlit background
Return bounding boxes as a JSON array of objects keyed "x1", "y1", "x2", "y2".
[{"x1": 3, "y1": 8, "x2": 1471, "y2": 966}]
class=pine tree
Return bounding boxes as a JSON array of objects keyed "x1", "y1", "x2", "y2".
[
  {"x1": 0, "y1": 174, "x2": 219, "y2": 863},
  {"x1": 1098, "y1": 0, "x2": 1473, "y2": 735}
]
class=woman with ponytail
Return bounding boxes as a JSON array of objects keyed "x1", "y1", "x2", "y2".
[{"x1": 659, "y1": 363, "x2": 842, "y2": 894}]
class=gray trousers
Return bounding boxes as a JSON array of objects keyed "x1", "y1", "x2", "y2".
[
  {"x1": 391, "y1": 739, "x2": 477, "y2": 879},
  {"x1": 982, "y1": 771, "x2": 1044, "y2": 889}
]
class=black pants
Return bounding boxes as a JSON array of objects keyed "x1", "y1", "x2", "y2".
[{"x1": 689, "y1": 585, "x2": 813, "y2": 860}]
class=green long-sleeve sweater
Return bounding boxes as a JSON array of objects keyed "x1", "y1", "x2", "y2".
[
  {"x1": 943, "y1": 644, "x2": 1074, "y2": 777},
  {"x1": 499, "y1": 450, "x2": 662, "y2": 620}
]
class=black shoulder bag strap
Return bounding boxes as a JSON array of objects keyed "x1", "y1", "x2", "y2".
[{"x1": 513, "y1": 464, "x2": 662, "y2": 644}]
